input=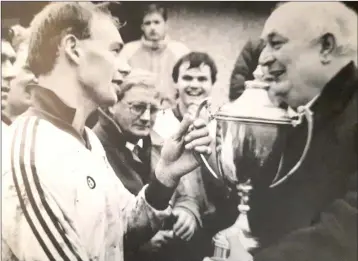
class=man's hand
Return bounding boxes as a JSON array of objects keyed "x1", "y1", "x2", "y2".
[
  {"x1": 203, "y1": 227, "x2": 253, "y2": 261},
  {"x1": 140, "y1": 230, "x2": 174, "y2": 253},
  {"x1": 156, "y1": 114, "x2": 212, "y2": 187},
  {"x1": 172, "y1": 208, "x2": 198, "y2": 241}
]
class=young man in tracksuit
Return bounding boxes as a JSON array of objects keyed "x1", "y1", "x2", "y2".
[
  {"x1": 1, "y1": 3, "x2": 212, "y2": 261},
  {"x1": 118, "y1": 3, "x2": 190, "y2": 108}
]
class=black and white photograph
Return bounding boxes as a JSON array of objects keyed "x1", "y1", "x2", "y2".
[{"x1": 1, "y1": 1, "x2": 357, "y2": 261}]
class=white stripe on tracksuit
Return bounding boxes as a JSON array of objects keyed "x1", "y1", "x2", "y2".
[{"x1": 11, "y1": 116, "x2": 84, "y2": 261}]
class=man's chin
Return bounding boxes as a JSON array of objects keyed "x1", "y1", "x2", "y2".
[{"x1": 133, "y1": 129, "x2": 150, "y2": 137}]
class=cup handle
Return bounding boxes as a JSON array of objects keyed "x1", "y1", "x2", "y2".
[
  {"x1": 194, "y1": 98, "x2": 220, "y2": 180},
  {"x1": 270, "y1": 106, "x2": 314, "y2": 188}
]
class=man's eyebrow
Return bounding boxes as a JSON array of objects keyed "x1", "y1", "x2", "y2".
[{"x1": 268, "y1": 32, "x2": 288, "y2": 41}]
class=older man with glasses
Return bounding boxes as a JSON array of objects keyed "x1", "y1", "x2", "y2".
[{"x1": 93, "y1": 69, "x2": 202, "y2": 261}]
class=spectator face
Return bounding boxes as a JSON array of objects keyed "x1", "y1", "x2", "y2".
[
  {"x1": 176, "y1": 62, "x2": 213, "y2": 113},
  {"x1": 259, "y1": 10, "x2": 326, "y2": 109},
  {"x1": 1, "y1": 40, "x2": 16, "y2": 112},
  {"x1": 111, "y1": 85, "x2": 160, "y2": 138},
  {"x1": 7, "y1": 66, "x2": 36, "y2": 117},
  {"x1": 141, "y1": 12, "x2": 167, "y2": 41},
  {"x1": 77, "y1": 14, "x2": 126, "y2": 107}
]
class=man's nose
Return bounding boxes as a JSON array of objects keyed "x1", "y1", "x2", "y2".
[
  {"x1": 3, "y1": 62, "x2": 16, "y2": 82},
  {"x1": 140, "y1": 107, "x2": 151, "y2": 122},
  {"x1": 189, "y1": 79, "x2": 201, "y2": 88},
  {"x1": 118, "y1": 59, "x2": 131, "y2": 77},
  {"x1": 259, "y1": 46, "x2": 275, "y2": 67}
]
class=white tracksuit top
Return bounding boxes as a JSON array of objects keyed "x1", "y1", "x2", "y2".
[{"x1": 2, "y1": 115, "x2": 171, "y2": 261}]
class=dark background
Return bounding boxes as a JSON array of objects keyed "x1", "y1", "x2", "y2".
[{"x1": 2, "y1": 1, "x2": 358, "y2": 106}]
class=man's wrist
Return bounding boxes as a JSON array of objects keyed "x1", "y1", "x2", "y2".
[
  {"x1": 155, "y1": 160, "x2": 180, "y2": 188},
  {"x1": 145, "y1": 176, "x2": 177, "y2": 210}
]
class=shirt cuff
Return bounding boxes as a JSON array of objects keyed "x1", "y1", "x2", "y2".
[{"x1": 145, "y1": 177, "x2": 176, "y2": 210}]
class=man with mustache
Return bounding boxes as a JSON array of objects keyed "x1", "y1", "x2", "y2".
[
  {"x1": 1, "y1": 2, "x2": 212, "y2": 261},
  {"x1": 119, "y1": 3, "x2": 190, "y2": 109},
  {"x1": 205, "y1": 2, "x2": 357, "y2": 261},
  {"x1": 93, "y1": 69, "x2": 202, "y2": 261}
]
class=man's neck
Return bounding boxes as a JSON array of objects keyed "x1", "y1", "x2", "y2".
[
  {"x1": 2, "y1": 107, "x2": 18, "y2": 123},
  {"x1": 142, "y1": 35, "x2": 167, "y2": 50},
  {"x1": 37, "y1": 68, "x2": 96, "y2": 135}
]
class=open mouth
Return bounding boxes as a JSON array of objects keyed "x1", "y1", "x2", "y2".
[{"x1": 185, "y1": 88, "x2": 204, "y2": 97}]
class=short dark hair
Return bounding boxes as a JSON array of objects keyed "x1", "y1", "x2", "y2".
[
  {"x1": 27, "y1": 2, "x2": 119, "y2": 76},
  {"x1": 142, "y1": 3, "x2": 168, "y2": 21},
  {"x1": 172, "y1": 52, "x2": 218, "y2": 84}
]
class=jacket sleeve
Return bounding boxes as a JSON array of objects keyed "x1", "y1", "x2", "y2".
[
  {"x1": 1, "y1": 159, "x2": 90, "y2": 261},
  {"x1": 229, "y1": 39, "x2": 265, "y2": 101},
  {"x1": 253, "y1": 172, "x2": 357, "y2": 261},
  {"x1": 119, "y1": 176, "x2": 173, "y2": 251}
]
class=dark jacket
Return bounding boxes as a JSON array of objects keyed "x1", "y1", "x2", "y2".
[
  {"x1": 92, "y1": 111, "x2": 202, "y2": 261},
  {"x1": 250, "y1": 62, "x2": 358, "y2": 261},
  {"x1": 93, "y1": 113, "x2": 201, "y2": 221},
  {"x1": 229, "y1": 39, "x2": 265, "y2": 101}
]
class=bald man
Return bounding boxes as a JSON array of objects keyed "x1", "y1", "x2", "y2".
[{"x1": 205, "y1": 2, "x2": 357, "y2": 261}]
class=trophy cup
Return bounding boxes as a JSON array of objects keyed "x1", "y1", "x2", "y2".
[{"x1": 195, "y1": 67, "x2": 314, "y2": 258}]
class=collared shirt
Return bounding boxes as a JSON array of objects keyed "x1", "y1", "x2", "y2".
[
  {"x1": 287, "y1": 94, "x2": 320, "y2": 118},
  {"x1": 125, "y1": 139, "x2": 143, "y2": 152}
]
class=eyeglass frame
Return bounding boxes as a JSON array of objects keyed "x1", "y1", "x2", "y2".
[{"x1": 124, "y1": 101, "x2": 161, "y2": 117}]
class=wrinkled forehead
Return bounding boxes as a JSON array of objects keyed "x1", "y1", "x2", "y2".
[
  {"x1": 123, "y1": 85, "x2": 160, "y2": 103},
  {"x1": 261, "y1": 7, "x2": 313, "y2": 41},
  {"x1": 178, "y1": 61, "x2": 211, "y2": 77},
  {"x1": 1, "y1": 40, "x2": 16, "y2": 59}
]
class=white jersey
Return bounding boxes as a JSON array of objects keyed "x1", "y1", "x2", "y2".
[{"x1": 2, "y1": 114, "x2": 170, "y2": 261}]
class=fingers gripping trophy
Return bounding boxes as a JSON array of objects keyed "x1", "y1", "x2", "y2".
[{"x1": 195, "y1": 65, "x2": 314, "y2": 259}]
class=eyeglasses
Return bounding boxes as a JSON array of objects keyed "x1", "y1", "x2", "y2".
[{"x1": 125, "y1": 102, "x2": 160, "y2": 117}]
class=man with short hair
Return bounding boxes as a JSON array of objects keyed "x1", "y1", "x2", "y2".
[
  {"x1": 1, "y1": 3, "x2": 212, "y2": 261},
  {"x1": 93, "y1": 69, "x2": 201, "y2": 261},
  {"x1": 154, "y1": 52, "x2": 239, "y2": 261},
  {"x1": 205, "y1": 2, "x2": 357, "y2": 261},
  {"x1": 1, "y1": 27, "x2": 16, "y2": 128},
  {"x1": 119, "y1": 3, "x2": 190, "y2": 108},
  {"x1": 3, "y1": 25, "x2": 36, "y2": 127}
]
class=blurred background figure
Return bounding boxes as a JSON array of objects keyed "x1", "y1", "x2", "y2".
[
  {"x1": 229, "y1": 38, "x2": 265, "y2": 101},
  {"x1": 1, "y1": 27, "x2": 16, "y2": 127},
  {"x1": 119, "y1": 3, "x2": 190, "y2": 109},
  {"x1": 4, "y1": 25, "x2": 37, "y2": 126}
]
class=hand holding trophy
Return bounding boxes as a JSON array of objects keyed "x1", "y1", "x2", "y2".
[{"x1": 196, "y1": 65, "x2": 313, "y2": 259}]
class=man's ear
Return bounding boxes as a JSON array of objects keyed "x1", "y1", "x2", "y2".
[
  {"x1": 319, "y1": 33, "x2": 336, "y2": 65},
  {"x1": 63, "y1": 34, "x2": 81, "y2": 65}
]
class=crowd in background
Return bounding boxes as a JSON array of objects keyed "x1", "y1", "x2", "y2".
[{"x1": 1, "y1": 2, "x2": 357, "y2": 261}]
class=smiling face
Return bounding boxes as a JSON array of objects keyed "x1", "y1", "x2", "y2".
[
  {"x1": 77, "y1": 13, "x2": 125, "y2": 107},
  {"x1": 259, "y1": 8, "x2": 326, "y2": 108},
  {"x1": 141, "y1": 12, "x2": 167, "y2": 41},
  {"x1": 176, "y1": 62, "x2": 213, "y2": 114},
  {"x1": 111, "y1": 85, "x2": 160, "y2": 138}
]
